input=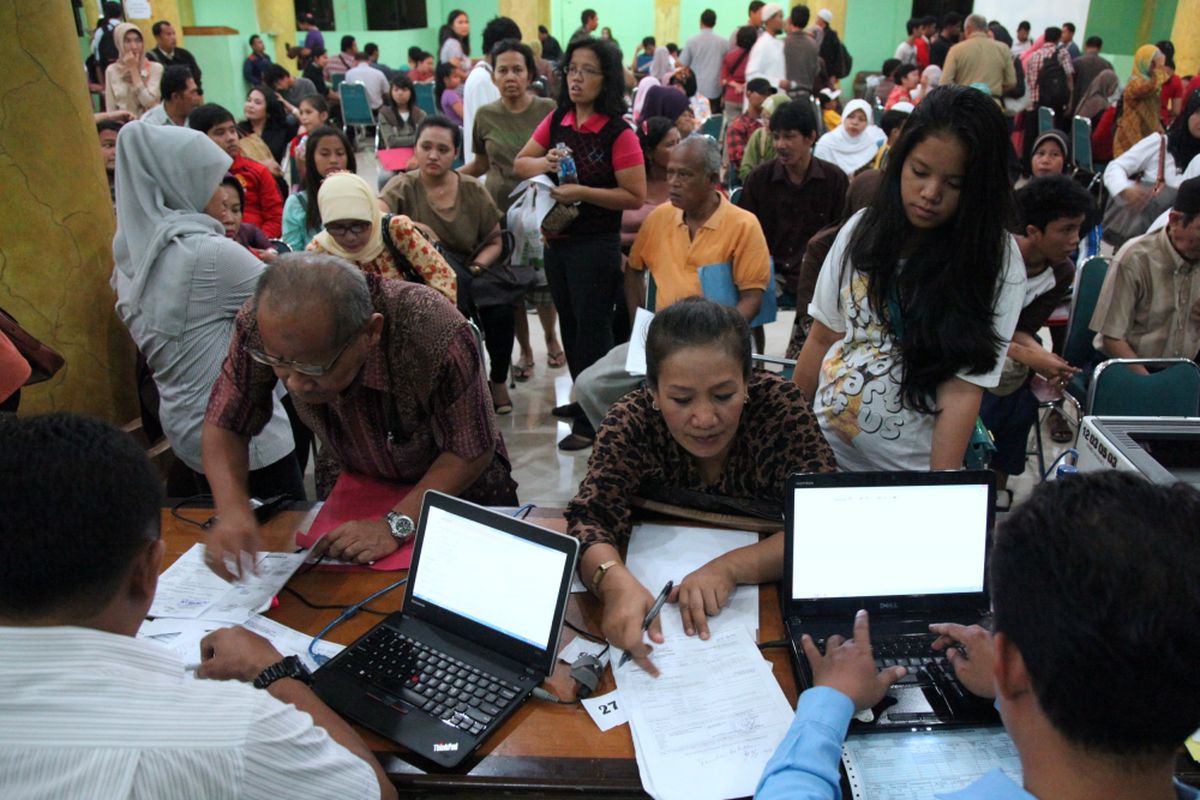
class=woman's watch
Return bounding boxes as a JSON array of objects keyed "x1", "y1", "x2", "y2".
[
  {"x1": 385, "y1": 510, "x2": 416, "y2": 544},
  {"x1": 253, "y1": 655, "x2": 312, "y2": 689}
]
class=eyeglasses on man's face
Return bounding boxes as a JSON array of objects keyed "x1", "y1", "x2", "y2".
[{"x1": 246, "y1": 324, "x2": 364, "y2": 377}]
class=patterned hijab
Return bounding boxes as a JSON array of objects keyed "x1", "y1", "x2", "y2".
[
  {"x1": 1132, "y1": 44, "x2": 1163, "y2": 83},
  {"x1": 312, "y1": 172, "x2": 385, "y2": 263}
]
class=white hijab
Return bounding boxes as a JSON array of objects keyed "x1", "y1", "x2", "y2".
[
  {"x1": 814, "y1": 99, "x2": 886, "y2": 175},
  {"x1": 111, "y1": 122, "x2": 231, "y2": 337}
]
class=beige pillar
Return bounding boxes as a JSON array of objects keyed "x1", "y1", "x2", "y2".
[
  {"x1": 500, "y1": 0, "x2": 550, "y2": 46},
  {"x1": 1171, "y1": 0, "x2": 1200, "y2": 78},
  {"x1": 655, "y1": 0, "x2": 680, "y2": 50},
  {"x1": 256, "y1": 0, "x2": 298, "y2": 71},
  {"x1": 123, "y1": 0, "x2": 187, "y2": 48},
  {"x1": 0, "y1": 1, "x2": 137, "y2": 421}
]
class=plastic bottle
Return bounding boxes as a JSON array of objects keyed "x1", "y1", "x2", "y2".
[{"x1": 556, "y1": 142, "x2": 578, "y2": 185}]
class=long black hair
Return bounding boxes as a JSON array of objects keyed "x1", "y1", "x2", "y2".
[
  {"x1": 844, "y1": 85, "x2": 1016, "y2": 413},
  {"x1": 1167, "y1": 89, "x2": 1200, "y2": 171},
  {"x1": 302, "y1": 126, "x2": 357, "y2": 232},
  {"x1": 386, "y1": 71, "x2": 415, "y2": 112},
  {"x1": 238, "y1": 85, "x2": 288, "y2": 134},
  {"x1": 555, "y1": 38, "x2": 627, "y2": 118},
  {"x1": 438, "y1": 9, "x2": 471, "y2": 56},
  {"x1": 434, "y1": 61, "x2": 457, "y2": 112},
  {"x1": 638, "y1": 116, "x2": 676, "y2": 164}
]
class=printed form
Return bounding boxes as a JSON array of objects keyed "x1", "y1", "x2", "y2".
[{"x1": 148, "y1": 544, "x2": 307, "y2": 624}]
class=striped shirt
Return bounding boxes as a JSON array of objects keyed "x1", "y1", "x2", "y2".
[{"x1": 0, "y1": 626, "x2": 379, "y2": 800}]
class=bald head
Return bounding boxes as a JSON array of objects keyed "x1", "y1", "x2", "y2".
[{"x1": 254, "y1": 253, "x2": 373, "y2": 344}]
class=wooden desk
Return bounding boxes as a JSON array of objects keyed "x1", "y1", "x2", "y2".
[{"x1": 161, "y1": 504, "x2": 799, "y2": 797}]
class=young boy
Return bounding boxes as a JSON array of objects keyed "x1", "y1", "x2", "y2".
[
  {"x1": 726, "y1": 77, "x2": 775, "y2": 185},
  {"x1": 188, "y1": 103, "x2": 284, "y2": 238},
  {"x1": 97, "y1": 119, "x2": 123, "y2": 203},
  {"x1": 757, "y1": 470, "x2": 1200, "y2": 799}
]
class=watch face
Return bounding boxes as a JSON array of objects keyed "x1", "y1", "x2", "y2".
[{"x1": 387, "y1": 512, "x2": 415, "y2": 539}]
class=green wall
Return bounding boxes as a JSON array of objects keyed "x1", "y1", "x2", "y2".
[{"x1": 1085, "y1": 0, "x2": 1176, "y2": 57}]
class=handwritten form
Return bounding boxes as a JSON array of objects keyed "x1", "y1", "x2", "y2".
[
  {"x1": 148, "y1": 544, "x2": 307, "y2": 624},
  {"x1": 842, "y1": 727, "x2": 1022, "y2": 800},
  {"x1": 612, "y1": 524, "x2": 790, "y2": 800}
]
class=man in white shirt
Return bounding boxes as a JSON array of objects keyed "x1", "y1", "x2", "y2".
[
  {"x1": 0, "y1": 413, "x2": 397, "y2": 800},
  {"x1": 745, "y1": 2, "x2": 788, "y2": 92},
  {"x1": 344, "y1": 51, "x2": 390, "y2": 111},
  {"x1": 462, "y1": 16, "x2": 521, "y2": 163}
]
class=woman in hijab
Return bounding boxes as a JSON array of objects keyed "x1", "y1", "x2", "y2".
[
  {"x1": 1075, "y1": 69, "x2": 1120, "y2": 123},
  {"x1": 104, "y1": 23, "x2": 163, "y2": 117},
  {"x1": 1113, "y1": 44, "x2": 1167, "y2": 157},
  {"x1": 111, "y1": 122, "x2": 302, "y2": 498},
  {"x1": 649, "y1": 46, "x2": 675, "y2": 84},
  {"x1": 814, "y1": 98, "x2": 886, "y2": 175},
  {"x1": 636, "y1": 84, "x2": 696, "y2": 136},
  {"x1": 306, "y1": 171, "x2": 457, "y2": 305}
]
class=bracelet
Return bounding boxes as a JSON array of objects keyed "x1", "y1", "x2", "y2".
[{"x1": 591, "y1": 559, "x2": 620, "y2": 595}]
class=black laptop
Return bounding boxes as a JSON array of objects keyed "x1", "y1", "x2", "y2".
[
  {"x1": 783, "y1": 470, "x2": 1000, "y2": 729},
  {"x1": 311, "y1": 492, "x2": 579, "y2": 767}
]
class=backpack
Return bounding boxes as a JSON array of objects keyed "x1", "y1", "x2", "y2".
[
  {"x1": 837, "y1": 42, "x2": 853, "y2": 80},
  {"x1": 1036, "y1": 45, "x2": 1070, "y2": 116}
]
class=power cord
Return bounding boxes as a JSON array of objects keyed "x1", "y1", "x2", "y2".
[
  {"x1": 170, "y1": 494, "x2": 215, "y2": 529},
  {"x1": 284, "y1": 586, "x2": 388, "y2": 616},
  {"x1": 757, "y1": 639, "x2": 789, "y2": 650},
  {"x1": 1042, "y1": 448, "x2": 1079, "y2": 480}
]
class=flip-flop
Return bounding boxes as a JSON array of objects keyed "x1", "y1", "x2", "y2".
[
  {"x1": 1048, "y1": 409, "x2": 1073, "y2": 443},
  {"x1": 493, "y1": 402, "x2": 513, "y2": 416},
  {"x1": 512, "y1": 359, "x2": 533, "y2": 382},
  {"x1": 547, "y1": 349, "x2": 567, "y2": 368}
]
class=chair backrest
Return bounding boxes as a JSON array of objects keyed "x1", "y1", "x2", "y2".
[
  {"x1": 873, "y1": 99, "x2": 884, "y2": 125},
  {"x1": 810, "y1": 96, "x2": 826, "y2": 136},
  {"x1": 267, "y1": 238, "x2": 291, "y2": 253},
  {"x1": 729, "y1": 186, "x2": 743, "y2": 206},
  {"x1": 414, "y1": 82, "x2": 437, "y2": 116},
  {"x1": 1063, "y1": 255, "x2": 1109, "y2": 369},
  {"x1": 700, "y1": 115, "x2": 723, "y2": 139},
  {"x1": 1071, "y1": 115, "x2": 1093, "y2": 173},
  {"x1": 1086, "y1": 358, "x2": 1200, "y2": 416},
  {"x1": 331, "y1": 72, "x2": 346, "y2": 91},
  {"x1": 1038, "y1": 106, "x2": 1054, "y2": 133},
  {"x1": 752, "y1": 353, "x2": 797, "y2": 380},
  {"x1": 339, "y1": 81, "x2": 374, "y2": 126}
]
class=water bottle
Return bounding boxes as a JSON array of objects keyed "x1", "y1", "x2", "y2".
[{"x1": 556, "y1": 142, "x2": 578, "y2": 185}]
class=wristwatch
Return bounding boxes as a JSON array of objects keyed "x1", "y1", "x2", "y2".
[
  {"x1": 253, "y1": 655, "x2": 312, "y2": 689},
  {"x1": 385, "y1": 510, "x2": 416, "y2": 544}
]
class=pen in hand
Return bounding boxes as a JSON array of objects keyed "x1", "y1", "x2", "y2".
[{"x1": 618, "y1": 580, "x2": 673, "y2": 668}]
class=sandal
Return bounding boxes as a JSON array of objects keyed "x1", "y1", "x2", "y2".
[
  {"x1": 1048, "y1": 409, "x2": 1073, "y2": 443},
  {"x1": 512, "y1": 358, "x2": 534, "y2": 382},
  {"x1": 547, "y1": 348, "x2": 567, "y2": 369}
]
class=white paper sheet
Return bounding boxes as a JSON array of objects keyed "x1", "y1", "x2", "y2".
[
  {"x1": 624, "y1": 307, "x2": 654, "y2": 376},
  {"x1": 624, "y1": 524, "x2": 760, "y2": 641},
  {"x1": 842, "y1": 727, "x2": 1022, "y2": 800},
  {"x1": 137, "y1": 614, "x2": 345, "y2": 676},
  {"x1": 558, "y1": 635, "x2": 611, "y2": 668},
  {"x1": 148, "y1": 544, "x2": 307, "y2": 624},
  {"x1": 581, "y1": 690, "x2": 629, "y2": 732},
  {"x1": 240, "y1": 614, "x2": 345, "y2": 671},
  {"x1": 614, "y1": 613, "x2": 793, "y2": 800}
]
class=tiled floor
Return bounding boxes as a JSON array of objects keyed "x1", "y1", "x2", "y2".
[{"x1": 353, "y1": 151, "x2": 1070, "y2": 514}]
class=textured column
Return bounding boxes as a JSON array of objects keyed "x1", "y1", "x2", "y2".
[
  {"x1": 655, "y1": 0, "x2": 680, "y2": 51},
  {"x1": 0, "y1": 1, "x2": 136, "y2": 421},
  {"x1": 500, "y1": 0, "x2": 550, "y2": 46},
  {"x1": 1171, "y1": 0, "x2": 1200, "y2": 78},
  {"x1": 256, "y1": 0, "x2": 297, "y2": 71}
]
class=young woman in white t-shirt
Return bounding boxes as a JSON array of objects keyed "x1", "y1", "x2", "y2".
[{"x1": 794, "y1": 85, "x2": 1025, "y2": 472}]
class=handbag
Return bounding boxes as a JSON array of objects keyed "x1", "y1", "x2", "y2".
[
  {"x1": 1102, "y1": 134, "x2": 1177, "y2": 247},
  {"x1": 438, "y1": 229, "x2": 534, "y2": 311},
  {"x1": 540, "y1": 201, "x2": 579, "y2": 235},
  {"x1": 0, "y1": 307, "x2": 65, "y2": 385}
]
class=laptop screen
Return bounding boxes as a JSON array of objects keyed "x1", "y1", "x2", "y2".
[
  {"x1": 790, "y1": 481, "x2": 989, "y2": 602},
  {"x1": 411, "y1": 503, "x2": 569, "y2": 650}
]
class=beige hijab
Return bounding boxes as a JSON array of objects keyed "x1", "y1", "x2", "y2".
[
  {"x1": 312, "y1": 172, "x2": 385, "y2": 263},
  {"x1": 112, "y1": 22, "x2": 150, "y2": 78}
]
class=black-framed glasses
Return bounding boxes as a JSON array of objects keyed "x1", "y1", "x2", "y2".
[
  {"x1": 324, "y1": 221, "x2": 370, "y2": 236},
  {"x1": 245, "y1": 325, "x2": 364, "y2": 377}
]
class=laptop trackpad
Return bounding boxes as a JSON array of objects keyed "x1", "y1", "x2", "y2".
[{"x1": 875, "y1": 687, "x2": 940, "y2": 724}]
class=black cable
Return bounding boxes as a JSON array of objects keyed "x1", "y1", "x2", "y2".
[
  {"x1": 283, "y1": 586, "x2": 389, "y2": 616},
  {"x1": 757, "y1": 639, "x2": 789, "y2": 649},
  {"x1": 170, "y1": 494, "x2": 215, "y2": 529},
  {"x1": 564, "y1": 619, "x2": 607, "y2": 644},
  {"x1": 532, "y1": 687, "x2": 578, "y2": 704}
]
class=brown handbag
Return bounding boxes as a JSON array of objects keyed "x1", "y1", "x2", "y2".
[{"x1": 0, "y1": 307, "x2": 65, "y2": 385}]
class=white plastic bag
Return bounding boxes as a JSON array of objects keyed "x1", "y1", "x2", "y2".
[{"x1": 507, "y1": 176, "x2": 558, "y2": 268}]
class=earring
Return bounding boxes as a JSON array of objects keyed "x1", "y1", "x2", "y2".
[{"x1": 651, "y1": 400, "x2": 660, "y2": 411}]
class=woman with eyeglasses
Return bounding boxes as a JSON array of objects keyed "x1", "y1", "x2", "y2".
[
  {"x1": 111, "y1": 122, "x2": 303, "y2": 500},
  {"x1": 513, "y1": 38, "x2": 647, "y2": 451},
  {"x1": 305, "y1": 172, "x2": 458, "y2": 306}
]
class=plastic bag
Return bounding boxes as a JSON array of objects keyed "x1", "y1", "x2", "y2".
[{"x1": 506, "y1": 177, "x2": 557, "y2": 267}]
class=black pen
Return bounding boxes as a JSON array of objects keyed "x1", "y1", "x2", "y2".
[{"x1": 618, "y1": 580, "x2": 673, "y2": 668}]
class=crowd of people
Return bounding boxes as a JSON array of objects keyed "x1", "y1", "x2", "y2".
[{"x1": 1, "y1": 3, "x2": 1199, "y2": 797}]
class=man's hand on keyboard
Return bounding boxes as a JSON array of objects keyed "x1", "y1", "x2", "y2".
[
  {"x1": 803, "y1": 610, "x2": 908, "y2": 712},
  {"x1": 929, "y1": 623, "x2": 996, "y2": 699}
]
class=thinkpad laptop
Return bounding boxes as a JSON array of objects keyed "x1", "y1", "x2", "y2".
[
  {"x1": 783, "y1": 471, "x2": 1000, "y2": 729},
  {"x1": 312, "y1": 492, "x2": 579, "y2": 767}
]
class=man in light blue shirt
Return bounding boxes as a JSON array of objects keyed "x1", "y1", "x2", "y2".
[{"x1": 757, "y1": 471, "x2": 1200, "y2": 800}]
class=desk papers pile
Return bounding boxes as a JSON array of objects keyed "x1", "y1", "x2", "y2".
[
  {"x1": 138, "y1": 614, "x2": 343, "y2": 676},
  {"x1": 612, "y1": 525, "x2": 793, "y2": 800},
  {"x1": 148, "y1": 543, "x2": 306, "y2": 624},
  {"x1": 842, "y1": 727, "x2": 1022, "y2": 799}
]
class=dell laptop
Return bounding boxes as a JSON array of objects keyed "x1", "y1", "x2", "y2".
[
  {"x1": 312, "y1": 491, "x2": 579, "y2": 767},
  {"x1": 783, "y1": 470, "x2": 1000, "y2": 729}
]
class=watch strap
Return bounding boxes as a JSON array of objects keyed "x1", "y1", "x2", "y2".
[{"x1": 253, "y1": 655, "x2": 312, "y2": 689}]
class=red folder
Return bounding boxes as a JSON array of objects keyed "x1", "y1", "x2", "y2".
[
  {"x1": 294, "y1": 472, "x2": 414, "y2": 572},
  {"x1": 377, "y1": 147, "x2": 414, "y2": 172}
]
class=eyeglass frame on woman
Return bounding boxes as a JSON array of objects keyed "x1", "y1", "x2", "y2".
[
  {"x1": 324, "y1": 220, "x2": 370, "y2": 236},
  {"x1": 564, "y1": 64, "x2": 603, "y2": 79},
  {"x1": 245, "y1": 323, "x2": 366, "y2": 377}
]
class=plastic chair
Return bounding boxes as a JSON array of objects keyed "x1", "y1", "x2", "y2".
[
  {"x1": 1038, "y1": 106, "x2": 1054, "y2": 133},
  {"x1": 729, "y1": 186, "x2": 743, "y2": 206},
  {"x1": 873, "y1": 100, "x2": 885, "y2": 125},
  {"x1": 753, "y1": 354, "x2": 797, "y2": 381},
  {"x1": 414, "y1": 82, "x2": 437, "y2": 116},
  {"x1": 339, "y1": 82, "x2": 375, "y2": 150},
  {"x1": 1086, "y1": 358, "x2": 1200, "y2": 417},
  {"x1": 331, "y1": 73, "x2": 346, "y2": 92},
  {"x1": 701, "y1": 115, "x2": 723, "y2": 139},
  {"x1": 267, "y1": 239, "x2": 291, "y2": 253},
  {"x1": 810, "y1": 96, "x2": 826, "y2": 136},
  {"x1": 1062, "y1": 255, "x2": 1110, "y2": 408},
  {"x1": 1071, "y1": 115, "x2": 1093, "y2": 174}
]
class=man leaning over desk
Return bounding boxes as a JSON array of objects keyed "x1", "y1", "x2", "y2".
[
  {"x1": 202, "y1": 254, "x2": 518, "y2": 579},
  {"x1": 756, "y1": 471, "x2": 1200, "y2": 800},
  {"x1": 0, "y1": 413, "x2": 396, "y2": 800}
]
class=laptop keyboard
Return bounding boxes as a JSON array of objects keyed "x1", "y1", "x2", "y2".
[
  {"x1": 816, "y1": 633, "x2": 964, "y2": 695},
  {"x1": 336, "y1": 626, "x2": 521, "y2": 737}
]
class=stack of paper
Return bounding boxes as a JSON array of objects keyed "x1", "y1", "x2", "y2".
[
  {"x1": 148, "y1": 544, "x2": 307, "y2": 624},
  {"x1": 137, "y1": 614, "x2": 344, "y2": 676},
  {"x1": 842, "y1": 727, "x2": 1022, "y2": 799},
  {"x1": 612, "y1": 524, "x2": 788, "y2": 800}
]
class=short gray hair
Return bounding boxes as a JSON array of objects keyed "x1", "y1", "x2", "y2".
[
  {"x1": 677, "y1": 133, "x2": 722, "y2": 180},
  {"x1": 254, "y1": 252, "x2": 373, "y2": 344},
  {"x1": 964, "y1": 14, "x2": 987, "y2": 33}
]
